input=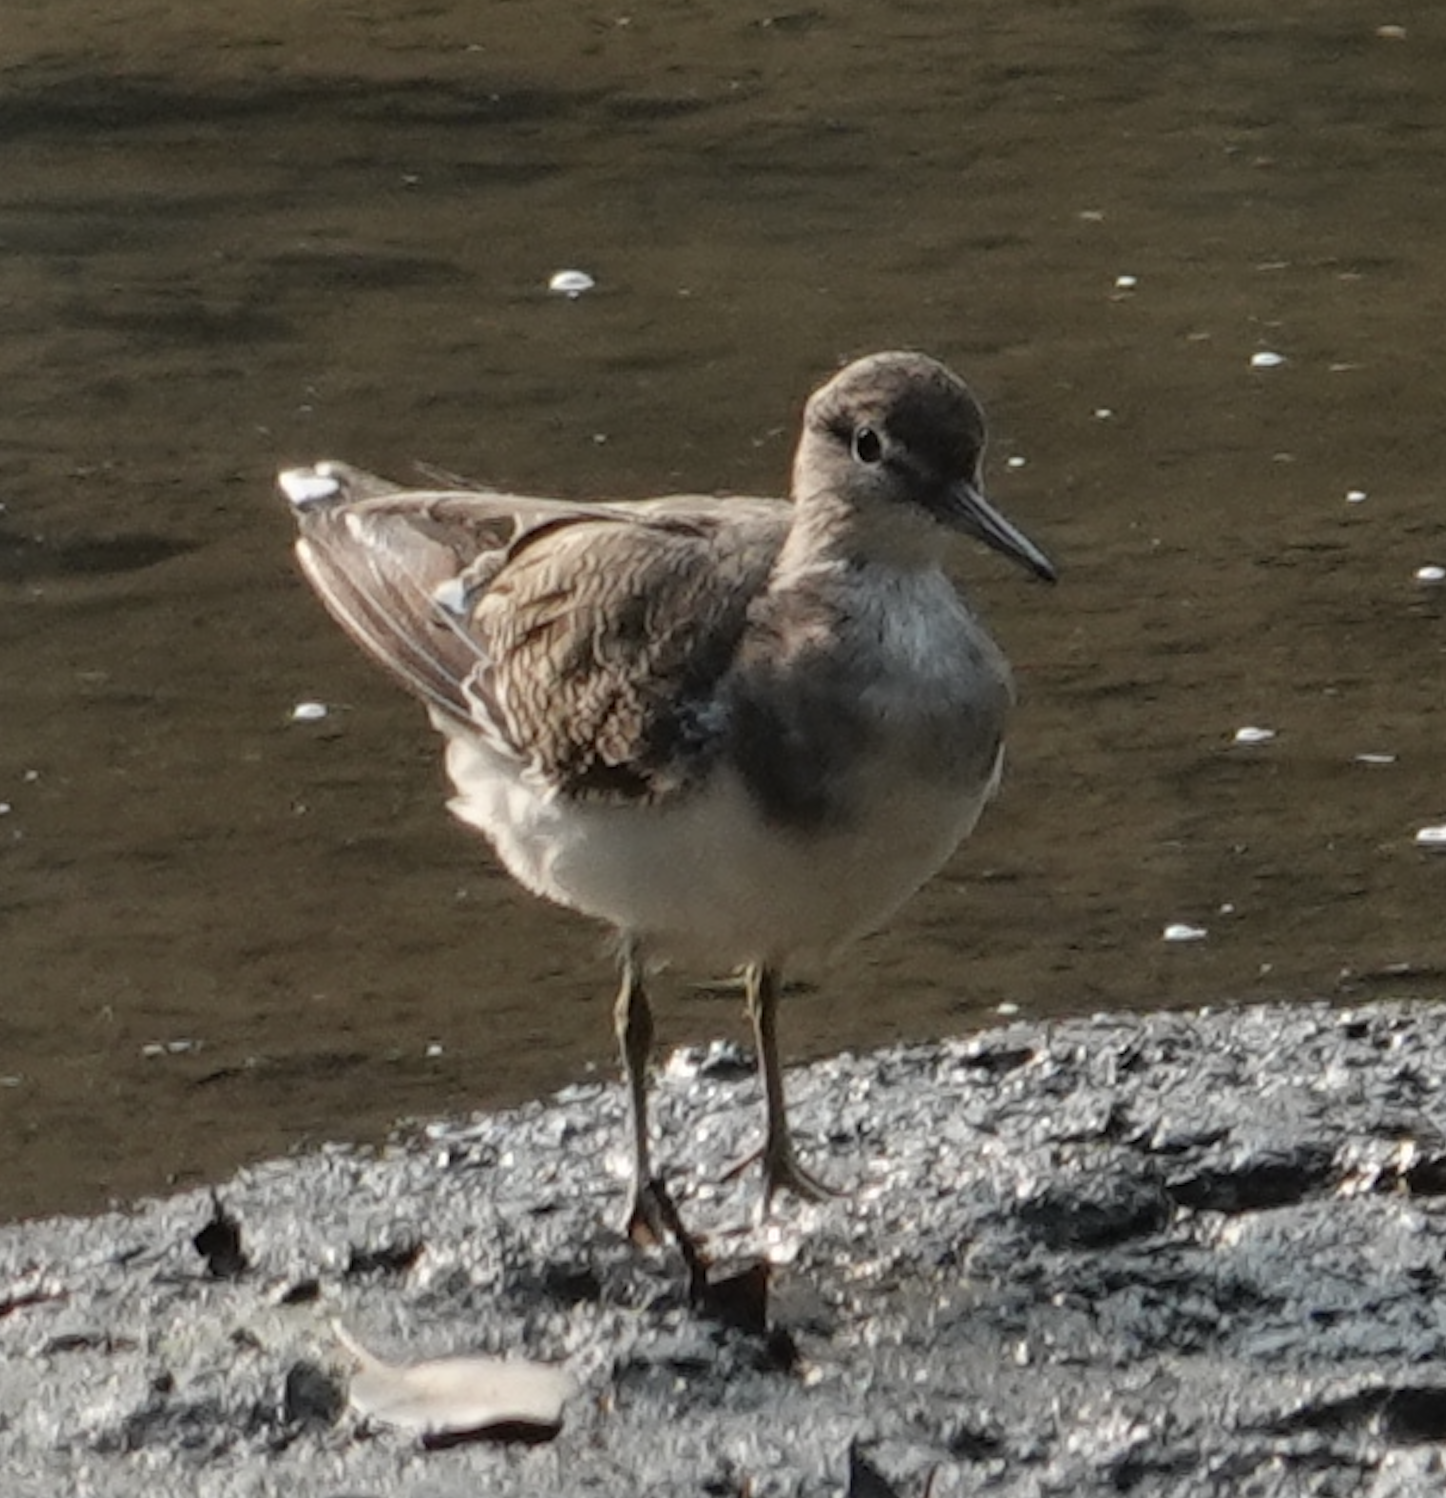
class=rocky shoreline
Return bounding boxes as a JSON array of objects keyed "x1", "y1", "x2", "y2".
[{"x1": 5, "y1": 1000, "x2": 1446, "y2": 1495}]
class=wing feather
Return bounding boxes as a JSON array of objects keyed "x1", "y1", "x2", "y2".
[{"x1": 285, "y1": 465, "x2": 788, "y2": 799}]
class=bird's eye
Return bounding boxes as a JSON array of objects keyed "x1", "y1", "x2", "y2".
[{"x1": 852, "y1": 426, "x2": 883, "y2": 465}]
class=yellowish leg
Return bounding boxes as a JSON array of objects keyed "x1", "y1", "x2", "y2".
[
  {"x1": 740, "y1": 962, "x2": 835, "y2": 1208},
  {"x1": 614, "y1": 940, "x2": 669, "y2": 1243}
]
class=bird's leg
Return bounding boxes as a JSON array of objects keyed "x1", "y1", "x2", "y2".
[
  {"x1": 614, "y1": 939, "x2": 669, "y2": 1244},
  {"x1": 726, "y1": 961, "x2": 836, "y2": 1208}
]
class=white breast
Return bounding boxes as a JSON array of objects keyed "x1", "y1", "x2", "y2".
[
  {"x1": 441, "y1": 733, "x2": 996, "y2": 967},
  {"x1": 432, "y1": 564, "x2": 1009, "y2": 967}
]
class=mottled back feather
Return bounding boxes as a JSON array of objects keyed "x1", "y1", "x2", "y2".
[
  {"x1": 292, "y1": 466, "x2": 787, "y2": 801},
  {"x1": 472, "y1": 509, "x2": 782, "y2": 796}
]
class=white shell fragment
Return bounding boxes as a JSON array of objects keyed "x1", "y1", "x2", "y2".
[
  {"x1": 1414, "y1": 827, "x2": 1446, "y2": 849},
  {"x1": 1354, "y1": 753, "x2": 1397, "y2": 766},
  {"x1": 291, "y1": 701, "x2": 329, "y2": 723},
  {"x1": 336, "y1": 1324, "x2": 576, "y2": 1441},
  {"x1": 662, "y1": 1038, "x2": 752, "y2": 1081},
  {"x1": 278, "y1": 468, "x2": 342, "y2": 507},
  {"x1": 548, "y1": 270, "x2": 595, "y2": 298},
  {"x1": 1114, "y1": 274, "x2": 1138, "y2": 289},
  {"x1": 1250, "y1": 351, "x2": 1286, "y2": 369},
  {"x1": 1414, "y1": 565, "x2": 1445, "y2": 584},
  {"x1": 1006, "y1": 455, "x2": 1027, "y2": 469},
  {"x1": 141, "y1": 1039, "x2": 199, "y2": 1058},
  {"x1": 1345, "y1": 489, "x2": 1367, "y2": 504},
  {"x1": 1233, "y1": 726, "x2": 1276, "y2": 745},
  {"x1": 1163, "y1": 924, "x2": 1208, "y2": 943}
]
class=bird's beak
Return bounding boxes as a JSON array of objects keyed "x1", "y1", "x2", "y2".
[{"x1": 941, "y1": 480, "x2": 1057, "y2": 583}]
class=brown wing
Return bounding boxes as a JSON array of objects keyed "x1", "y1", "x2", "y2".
[
  {"x1": 284, "y1": 463, "x2": 788, "y2": 800},
  {"x1": 472, "y1": 506, "x2": 784, "y2": 797},
  {"x1": 290, "y1": 467, "x2": 518, "y2": 723}
]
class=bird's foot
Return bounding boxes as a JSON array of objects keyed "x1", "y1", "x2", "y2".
[
  {"x1": 723, "y1": 1137, "x2": 838, "y2": 1210},
  {"x1": 624, "y1": 1175, "x2": 708, "y2": 1252},
  {"x1": 622, "y1": 1176, "x2": 673, "y2": 1247},
  {"x1": 623, "y1": 1175, "x2": 713, "y2": 1303}
]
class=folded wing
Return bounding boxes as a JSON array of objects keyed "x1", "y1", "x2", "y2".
[{"x1": 284, "y1": 463, "x2": 788, "y2": 801}]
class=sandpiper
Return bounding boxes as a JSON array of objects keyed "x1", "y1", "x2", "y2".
[{"x1": 280, "y1": 351, "x2": 1055, "y2": 1241}]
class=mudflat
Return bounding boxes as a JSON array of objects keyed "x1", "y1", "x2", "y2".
[{"x1": 4, "y1": 1002, "x2": 1446, "y2": 1494}]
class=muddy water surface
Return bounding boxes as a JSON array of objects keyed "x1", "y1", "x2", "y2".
[{"x1": 3, "y1": 0, "x2": 1445, "y2": 1221}]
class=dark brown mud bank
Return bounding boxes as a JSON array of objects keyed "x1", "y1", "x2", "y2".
[{"x1": 5, "y1": 1001, "x2": 1446, "y2": 1495}]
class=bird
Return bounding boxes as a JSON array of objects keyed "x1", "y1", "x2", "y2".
[{"x1": 278, "y1": 350, "x2": 1055, "y2": 1243}]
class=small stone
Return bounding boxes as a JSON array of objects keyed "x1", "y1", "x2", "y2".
[
  {"x1": 1250, "y1": 351, "x2": 1286, "y2": 369},
  {"x1": 284, "y1": 1361, "x2": 347, "y2": 1426}
]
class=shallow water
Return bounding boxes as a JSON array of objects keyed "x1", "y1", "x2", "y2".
[{"x1": 3, "y1": 0, "x2": 1445, "y2": 1221}]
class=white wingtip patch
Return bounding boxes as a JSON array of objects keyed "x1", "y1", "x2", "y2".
[
  {"x1": 278, "y1": 466, "x2": 342, "y2": 508},
  {"x1": 433, "y1": 577, "x2": 472, "y2": 617}
]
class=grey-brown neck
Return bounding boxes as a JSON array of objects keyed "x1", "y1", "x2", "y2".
[{"x1": 777, "y1": 476, "x2": 949, "y2": 576}]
